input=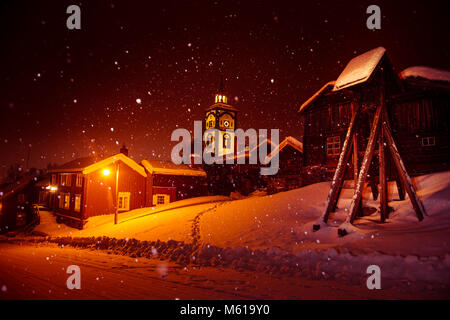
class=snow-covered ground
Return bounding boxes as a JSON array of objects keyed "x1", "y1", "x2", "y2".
[{"x1": 30, "y1": 171, "x2": 450, "y2": 289}]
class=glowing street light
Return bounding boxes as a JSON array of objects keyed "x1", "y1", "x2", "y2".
[{"x1": 102, "y1": 165, "x2": 119, "y2": 225}]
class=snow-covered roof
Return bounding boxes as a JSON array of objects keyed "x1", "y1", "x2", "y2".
[
  {"x1": 399, "y1": 66, "x2": 450, "y2": 83},
  {"x1": 48, "y1": 153, "x2": 147, "y2": 178},
  {"x1": 333, "y1": 47, "x2": 387, "y2": 91},
  {"x1": 298, "y1": 81, "x2": 335, "y2": 113},
  {"x1": 141, "y1": 160, "x2": 206, "y2": 177},
  {"x1": 265, "y1": 136, "x2": 303, "y2": 163},
  {"x1": 225, "y1": 138, "x2": 278, "y2": 162}
]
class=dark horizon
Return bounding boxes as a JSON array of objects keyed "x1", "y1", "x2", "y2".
[{"x1": 1, "y1": 0, "x2": 449, "y2": 176}]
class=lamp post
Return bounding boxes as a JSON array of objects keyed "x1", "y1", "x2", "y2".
[{"x1": 103, "y1": 161, "x2": 120, "y2": 225}]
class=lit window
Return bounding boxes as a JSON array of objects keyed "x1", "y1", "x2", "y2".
[
  {"x1": 74, "y1": 194, "x2": 81, "y2": 212},
  {"x1": 422, "y1": 136, "x2": 435, "y2": 147},
  {"x1": 60, "y1": 174, "x2": 72, "y2": 186},
  {"x1": 223, "y1": 133, "x2": 231, "y2": 149},
  {"x1": 326, "y1": 136, "x2": 341, "y2": 156},
  {"x1": 63, "y1": 193, "x2": 70, "y2": 209},
  {"x1": 157, "y1": 195, "x2": 165, "y2": 204},
  {"x1": 118, "y1": 192, "x2": 130, "y2": 211},
  {"x1": 76, "y1": 174, "x2": 83, "y2": 187}
]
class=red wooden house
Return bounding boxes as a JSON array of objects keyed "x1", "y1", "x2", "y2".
[
  {"x1": 141, "y1": 160, "x2": 207, "y2": 206},
  {"x1": 48, "y1": 153, "x2": 147, "y2": 228}
]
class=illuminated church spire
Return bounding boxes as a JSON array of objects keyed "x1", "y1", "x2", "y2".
[{"x1": 214, "y1": 76, "x2": 228, "y2": 104}]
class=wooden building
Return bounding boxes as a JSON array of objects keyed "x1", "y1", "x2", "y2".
[
  {"x1": 141, "y1": 160, "x2": 207, "y2": 206},
  {"x1": 203, "y1": 136, "x2": 303, "y2": 196},
  {"x1": 264, "y1": 136, "x2": 303, "y2": 194},
  {"x1": 299, "y1": 47, "x2": 450, "y2": 184},
  {"x1": 47, "y1": 153, "x2": 147, "y2": 228},
  {"x1": 0, "y1": 175, "x2": 40, "y2": 233}
]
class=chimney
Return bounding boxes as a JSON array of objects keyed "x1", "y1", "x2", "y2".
[{"x1": 120, "y1": 143, "x2": 129, "y2": 157}]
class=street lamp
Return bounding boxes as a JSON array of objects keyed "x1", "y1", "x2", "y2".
[{"x1": 103, "y1": 163, "x2": 119, "y2": 225}]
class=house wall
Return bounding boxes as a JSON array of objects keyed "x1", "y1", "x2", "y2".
[
  {"x1": 51, "y1": 161, "x2": 146, "y2": 227},
  {"x1": 146, "y1": 174, "x2": 207, "y2": 206},
  {"x1": 301, "y1": 79, "x2": 450, "y2": 184},
  {"x1": 52, "y1": 173, "x2": 85, "y2": 224},
  {"x1": 391, "y1": 90, "x2": 450, "y2": 175},
  {"x1": 265, "y1": 146, "x2": 303, "y2": 193},
  {"x1": 83, "y1": 162, "x2": 146, "y2": 219},
  {"x1": 0, "y1": 183, "x2": 38, "y2": 232}
]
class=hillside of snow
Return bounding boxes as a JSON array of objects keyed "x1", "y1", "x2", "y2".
[
  {"x1": 29, "y1": 171, "x2": 450, "y2": 288},
  {"x1": 34, "y1": 171, "x2": 450, "y2": 257}
]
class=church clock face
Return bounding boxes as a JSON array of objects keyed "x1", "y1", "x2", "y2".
[
  {"x1": 206, "y1": 113, "x2": 216, "y2": 129},
  {"x1": 223, "y1": 120, "x2": 230, "y2": 128}
]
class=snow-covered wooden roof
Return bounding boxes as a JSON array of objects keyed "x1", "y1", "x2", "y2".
[
  {"x1": 333, "y1": 47, "x2": 386, "y2": 91},
  {"x1": 298, "y1": 81, "x2": 335, "y2": 113},
  {"x1": 141, "y1": 160, "x2": 206, "y2": 177},
  {"x1": 48, "y1": 153, "x2": 147, "y2": 177},
  {"x1": 399, "y1": 66, "x2": 450, "y2": 83},
  {"x1": 264, "y1": 136, "x2": 303, "y2": 163}
]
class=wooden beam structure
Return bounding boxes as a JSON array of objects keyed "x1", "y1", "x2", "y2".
[
  {"x1": 313, "y1": 104, "x2": 360, "y2": 231},
  {"x1": 314, "y1": 80, "x2": 426, "y2": 236},
  {"x1": 347, "y1": 103, "x2": 383, "y2": 224},
  {"x1": 381, "y1": 108, "x2": 425, "y2": 221}
]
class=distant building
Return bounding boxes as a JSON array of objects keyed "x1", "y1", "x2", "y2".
[
  {"x1": 0, "y1": 175, "x2": 40, "y2": 233},
  {"x1": 298, "y1": 47, "x2": 450, "y2": 183},
  {"x1": 204, "y1": 77, "x2": 238, "y2": 157},
  {"x1": 202, "y1": 136, "x2": 303, "y2": 196},
  {"x1": 264, "y1": 136, "x2": 303, "y2": 193},
  {"x1": 140, "y1": 160, "x2": 207, "y2": 206}
]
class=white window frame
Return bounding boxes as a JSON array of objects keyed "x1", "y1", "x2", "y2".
[
  {"x1": 118, "y1": 192, "x2": 130, "y2": 211},
  {"x1": 153, "y1": 194, "x2": 170, "y2": 206}
]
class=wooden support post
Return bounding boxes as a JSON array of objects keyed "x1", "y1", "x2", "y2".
[
  {"x1": 394, "y1": 169, "x2": 406, "y2": 200},
  {"x1": 352, "y1": 103, "x2": 359, "y2": 187},
  {"x1": 379, "y1": 112, "x2": 388, "y2": 222},
  {"x1": 381, "y1": 108, "x2": 425, "y2": 221},
  {"x1": 313, "y1": 105, "x2": 360, "y2": 231},
  {"x1": 346, "y1": 103, "x2": 383, "y2": 225},
  {"x1": 369, "y1": 165, "x2": 379, "y2": 201},
  {"x1": 351, "y1": 103, "x2": 363, "y2": 218}
]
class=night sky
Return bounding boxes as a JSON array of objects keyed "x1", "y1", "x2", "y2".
[{"x1": 1, "y1": 0, "x2": 449, "y2": 176}]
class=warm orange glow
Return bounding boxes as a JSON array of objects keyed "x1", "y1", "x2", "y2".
[
  {"x1": 103, "y1": 169, "x2": 111, "y2": 176},
  {"x1": 50, "y1": 186, "x2": 58, "y2": 192}
]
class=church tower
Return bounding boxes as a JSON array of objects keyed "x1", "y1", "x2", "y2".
[{"x1": 204, "y1": 77, "x2": 238, "y2": 156}]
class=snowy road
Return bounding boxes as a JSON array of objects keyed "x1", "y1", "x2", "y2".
[{"x1": 0, "y1": 242, "x2": 443, "y2": 299}]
